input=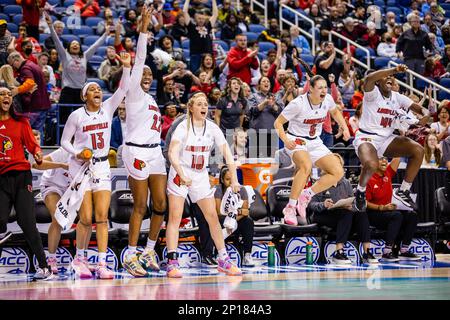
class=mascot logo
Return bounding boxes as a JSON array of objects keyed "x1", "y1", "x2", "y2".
[
  {"x1": 133, "y1": 158, "x2": 146, "y2": 171},
  {"x1": 0, "y1": 134, "x2": 13, "y2": 155}
]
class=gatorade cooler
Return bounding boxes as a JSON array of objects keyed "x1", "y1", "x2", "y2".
[{"x1": 239, "y1": 158, "x2": 275, "y2": 199}]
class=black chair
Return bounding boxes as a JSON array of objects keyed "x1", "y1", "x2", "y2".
[
  {"x1": 249, "y1": 189, "x2": 282, "y2": 240},
  {"x1": 436, "y1": 187, "x2": 450, "y2": 238},
  {"x1": 159, "y1": 200, "x2": 199, "y2": 240}
]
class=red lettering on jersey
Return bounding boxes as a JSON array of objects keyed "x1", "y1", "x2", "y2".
[
  {"x1": 185, "y1": 145, "x2": 211, "y2": 152},
  {"x1": 82, "y1": 122, "x2": 109, "y2": 132},
  {"x1": 148, "y1": 105, "x2": 160, "y2": 113},
  {"x1": 377, "y1": 108, "x2": 397, "y2": 116},
  {"x1": 303, "y1": 117, "x2": 327, "y2": 125},
  {"x1": 380, "y1": 117, "x2": 394, "y2": 128}
]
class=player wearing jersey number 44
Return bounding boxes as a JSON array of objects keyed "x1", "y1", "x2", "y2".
[
  {"x1": 353, "y1": 64, "x2": 430, "y2": 212},
  {"x1": 60, "y1": 52, "x2": 132, "y2": 280},
  {"x1": 274, "y1": 75, "x2": 351, "y2": 226},
  {"x1": 166, "y1": 92, "x2": 242, "y2": 278}
]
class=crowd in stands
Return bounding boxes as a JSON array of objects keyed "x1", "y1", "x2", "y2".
[{"x1": 0, "y1": 0, "x2": 450, "y2": 173}]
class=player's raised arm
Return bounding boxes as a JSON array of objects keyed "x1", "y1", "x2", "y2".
[{"x1": 364, "y1": 64, "x2": 407, "y2": 92}]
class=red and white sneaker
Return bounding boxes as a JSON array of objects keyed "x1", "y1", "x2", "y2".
[
  {"x1": 47, "y1": 256, "x2": 58, "y2": 275},
  {"x1": 71, "y1": 257, "x2": 92, "y2": 279},
  {"x1": 296, "y1": 190, "x2": 312, "y2": 224},
  {"x1": 283, "y1": 204, "x2": 298, "y2": 226},
  {"x1": 95, "y1": 262, "x2": 114, "y2": 279}
]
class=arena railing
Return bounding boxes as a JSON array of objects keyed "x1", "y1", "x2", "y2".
[
  {"x1": 236, "y1": 0, "x2": 268, "y2": 27},
  {"x1": 388, "y1": 60, "x2": 450, "y2": 104},
  {"x1": 279, "y1": 4, "x2": 316, "y2": 56},
  {"x1": 328, "y1": 30, "x2": 371, "y2": 71}
]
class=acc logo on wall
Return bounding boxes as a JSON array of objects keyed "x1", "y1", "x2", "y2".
[
  {"x1": 251, "y1": 242, "x2": 281, "y2": 266},
  {"x1": 324, "y1": 241, "x2": 360, "y2": 265},
  {"x1": 162, "y1": 244, "x2": 201, "y2": 268},
  {"x1": 0, "y1": 247, "x2": 30, "y2": 274},
  {"x1": 359, "y1": 239, "x2": 385, "y2": 260},
  {"x1": 33, "y1": 247, "x2": 73, "y2": 274},
  {"x1": 85, "y1": 247, "x2": 119, "y2": 271},
  {"x1": 226, "y1": 244, "x2": 241, "y2": 267},
  {"x1": 409, "y1": 238, "x2": 434, "y2": 264},
  {"x1": 285, "y1": 237, "x2": 320, "y2": 265}
]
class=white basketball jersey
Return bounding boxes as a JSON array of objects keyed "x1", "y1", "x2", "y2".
[
  {"x1": 40, "y1": 147, "x2": 71, "y2": 189},
  {"x1": 171, "y1": 119, "x2": 227, "y2": 171},
  {"x1": 281, "y1": 93, "x2": 336, "y2": 138},
  {"x1": 359, "y1": 86, "x2": 413, "y2": 137}
]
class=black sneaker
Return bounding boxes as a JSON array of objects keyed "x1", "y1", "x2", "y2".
[
  {"x1": 353, "y1": 190, "x2": 366, "y2": 212},
  {"x1": 393, "y1": 189, "x2": 418, "y2": 211},
  {"x1": 201, "y1": 255, "x2": 218, "y2": 268},
  {"x1": 0, "y1": 231, "x2": 12, "y2": 245},
  {"x1": 332, "y1": 250, "x2": 352, "y2": 265},
  {"x1": 362, "y1": 251, "x2": 379, "y2": 264},
  {"x1": 381, "y1": 251, "x2": 399, "y2": 262},
  {"x1": 398, "y1": 251, "x2": 421, "y2": 261}
]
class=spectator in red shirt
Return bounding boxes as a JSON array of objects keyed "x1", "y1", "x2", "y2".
[
  {"x1": 74, "y1": 0, "x2": 101, "y2": 18},
  {"x1": 226, "y1": 34, "x2": 259, "y2": 85},
  {"x1": 18, "y1": 0, "x2": 46, "y2": 41},
  {"x1": 366, "y1": 157, "x2": 420, "y2": 262},
  {"x1": 0, "y1": 86, "x2": 51, "y2": 280},
  {"x1": 19, "y1": 39, "x2": 38, "y2": 65},
  {"x1": 114, "y1": 20, "x2": 136, "y2": 64}
]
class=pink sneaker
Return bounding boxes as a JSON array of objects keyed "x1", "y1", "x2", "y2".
[
  {"x1": 71, "y1": 257, "x2": 92, "y2": 279},
  {"x1": 283, "y1": 204, "x2": 298, "y2": 226},
  {"x1": 95, "y1": 262, "x2": 114, "y2": 279},
  {"x1": 47, "y1": 256, "x2": 58, "y2": 275},
  {"x1": 83, "y1": 256, "x2": 96, "y2": 273},
  {"x1": 297, "y1": 190, "x2": 312, "y2": 222},
  {"x1": 166, "y1": 260, "x2": 183, "y2": 278},
  {"x1": 217, "y1": 257, "x2": 242, "y2": 276}
]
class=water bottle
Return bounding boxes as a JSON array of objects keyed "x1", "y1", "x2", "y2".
[
  {"x1": 267, "y1": 242, "x2": 275, "y2": 267},
  {"x1": 306, "y1": 241, "x2": 314, "y2": 265}
]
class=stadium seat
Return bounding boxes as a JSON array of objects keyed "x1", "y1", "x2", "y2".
[
  {"x1": 83, "y1": 35, "x2": 101, "y2": 46},
  {"x1": 442, "y1": 3, "x2": 450, "y2": 12},
  {"x1": 438, "y1": 90, "x2": 450, "y2": 100},
  {"x1": 374, "y1": 0, "x2": 385, "y2": 7},
  {"x1": 440, "y1": 78, "x2": 450, "y2": 88},
  {"x1": 47, "y1": 0, "x2": 61, "y2": 6},
  {"x1": 181, "y1": 39, "x2": 190, "y2": 50},
  {"x1": 63, "y1": 0, "x2": 75, "y2": 7},
  {"x1": 71, "y1": 25, "x2": 94, "y2": 36},
  {"x1": 214, "y1": 30, "x2": 221, "y2": 39},
  {"x1": 95, "y1": 46, "x2": 107, "y2": 57},
  {"x1": 416, "y1": 78, "x2": 431, "y2": 90},
  {"x1": 244, "y1": 32, "x2": 258, "y2": 42},
  {"x1": 85, "y1": 17, "x2": 104, "y2": 28},
  {"x1": 60, "y1": 34, "x2": 80, "y2": 44},
  {"x1": 266, "y1": 185, "x2": 319, "y2": 238},
  {"x1": 0, "y1": 0, "x2": 16, "y2": 6},
  {"x1": 258, "y1": 41, "x2": 276, "y2": 52},
  {"x1": 102, "y1": 93, "x2": 112, "y2": 101},
  {"x1": 0, "y1": 13, "x2": 9, "y2": 22},
  {"x1": 12, "y1": 14, "x2": 22, "y2": 25},
  {"x1": 374, "y1": 57, "x2": 391, "y2": 69},
  {"x1": 3, "y1": 5, "x2": 22, "y2": 16},
  {"x1": 386, "y1": 7, "x2": 403, "y2": 17},
  {"x1": 355, "y1": 47, "x2": 374, "y2": 62},
  {"x1": 39, "y1": 33, "x2": 50, "y2": 43},
  {"x1": 386, "y1": 0, "x2": 397, "y2": 6},
  {"x1": 248, "y1": 24, "x2": 265, "y2": 33},
  {"x1": 6, "y1": 23, "x2": 18, "y2": 33},
  {"x1": 87, "y1": 78, "x2": 108, "y2": 90},
  {"x1": 249, "y1": 189, "x2": 282, "y2": 239},
  {"x1": 300, "y1": 54, "x2": 314, "y2": 65},
  {"x1": 213, "y1": 39, "x2": 229, "y2": 51}
]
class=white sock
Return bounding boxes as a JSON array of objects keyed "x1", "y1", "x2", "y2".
[
  {"x1": 400, "y1": 181, "x2": 412, "y2": 192},
  {"x1": 218, "y1": 248, "x2": 228, "y2": 260},
  {"x1": 76, "y1": 248, "x2": 84, "y2": 259},
  {"x1": 48, "y1": 252, "x2": 56, "y2": 259},
  {"x1": 146, "y1": 238, "x2": 156, "y2": 251},
  {"x1": 357, "y1": 184, "x2": 366, "y2": 192},
  {"x1": 222, "y1": 228, "x2": 231, "y2": 240},
  {"x1": 288, "y1": 198, "x2": 297, "y2": 206},
  {"x1": 98, "y1": 252, "x2": 107, "y2": 263},
  {"x1": 127, "y1": 246, "x2": 137, "y2": 256}
]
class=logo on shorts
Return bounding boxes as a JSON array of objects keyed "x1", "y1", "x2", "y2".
[
  {"x1": 0, "y1": 134, "x2": 13, "y2": 155},
  {"x1": 173, "y1": 174, "x2": 181, "y2": 186},
  {"x1": 295, "y1": 138, "x2": 306, "y2": 145},
  {"x1": 133, "y1": 158, "x2": 146, "y2": 171}
]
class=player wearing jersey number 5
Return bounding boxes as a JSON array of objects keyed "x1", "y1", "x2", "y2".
[
  {"x1": 60, "y1": 52, "x2": 132, "y2": 280},
  {"x1": 121, "y1": 5, "x2": 168, "y2": 277},
  {"x1": 274, "y1": 75, "x2": 351, "y2": 226},
  {"x1": 166, "y1": 92, "x2": 242, "y2": 278},
  {"x1": 353, "y1": 64, "x2": 429, "y2": 212}
]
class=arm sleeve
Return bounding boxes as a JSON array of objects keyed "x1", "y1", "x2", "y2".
[
  {"x1": 49, "y1": 24, "x2": 67, "y2": 63},
  {"x1": 60, "y1": 112, "x2": 79, "y2": 156},
  {"x1": 129, "y1": 32, "x2": 149, "y2": 96},
  {"x1": 85, "y1": 32, "x2": 107, "y2": 60},
  {"x1": 104, "y1": 66, "x2": 131, "y2": 117},
  {"x1": 22, "y1": 120, "x2": 41, "y2": 156}
]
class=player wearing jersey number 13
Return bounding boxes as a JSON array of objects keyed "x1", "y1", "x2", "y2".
[{"x1": 274, "y1": 75, "x2": 351, "y2": 226}]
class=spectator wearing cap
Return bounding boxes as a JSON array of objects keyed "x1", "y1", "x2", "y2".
[
  {"x1": 98, "y1": 46, "x2": 121, "y2": 91},
  {"x1": 183, "y1": 0, "x2": 218, "y2": 72},
  {"x1": 162, "y1": 3, "x2": 177, "y2": 30},
  {"x1": 161, "y1": 102, "x2": 180, "y2": 141},
  {"x1": 7, "y1": 51, "x2": 51, "y2": 144},
  {"x1": 258, "y1": 19, "x2": 281, "y2": 43},
  {"x1": 218, "y1": 0, "x2": 237, "y2": 25},
  {"x1": 396, "y1": 14, "x2": 433, "y2": 74},
  {"x1": 74, "y1": 0, "x2": 101, "y2": 18},
  {"x1": 44, "y1": 21, "x2": 67, "y2": 51},
  {"x1": 221, "y1": 13, "x2": 242, "y2": 43},
  {"x1": 227, "y1": 34, "x2": 259, "y2": 85},
  {"x1": 18, "y1": 0, "x2": 45, "y2": 41}
]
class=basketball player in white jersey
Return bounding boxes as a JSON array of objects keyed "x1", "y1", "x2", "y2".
[
  {"x1": 166, "y1": 92, "x2": 242, "y2": 278},
  {"x1": 120, "y1": 6, "x2": 167, "y2": 277},
  {"x1": 274, "y1": 75, "x2": 350, "y2": 226},
  {"x1": 60, "y1": 52, "x2": 131, "y2": 279},
  {"x1": 353, "y1": 65, "x2": 429, "y2": 212}
]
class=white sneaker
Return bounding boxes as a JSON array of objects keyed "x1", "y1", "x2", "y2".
[{"x1": 243, "y1": 253, "x2": 255, "y2": 267}]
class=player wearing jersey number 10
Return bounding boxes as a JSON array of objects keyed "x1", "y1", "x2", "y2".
[{"x1": 274, "y1": 75, "x2": 351, "y2": 226}]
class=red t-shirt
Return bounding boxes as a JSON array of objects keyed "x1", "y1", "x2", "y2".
[
  {"x1": 0, "y1": 117, "x2": 41, "y2": 175},
  {"x1": 366, "y1": 165, "x2": 396, "y2": 206}
]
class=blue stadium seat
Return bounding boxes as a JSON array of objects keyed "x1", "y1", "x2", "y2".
[
  {"x1": 71, "y1": 26, "x2": 94, "y2": 36},
  {"x1": 60, "y1": 34, "x2": 80, "y2": 44},
  {"x1": 257, "y1": 53, "x2": 265, "y2": 61},
  {"x1": 244, "y1": 32, "x2": 258, "y2": 42},
  {"x1": 248, "y1": 24, "x2": 265, "y2": 33},
  {"x1": 439, "y1": 78, "x2": 450, "y2": 89},
  {"x1": 445, "y1": 11, "x2": 450, "y2": 19},
  {"x1": 214, "y1": 31, "x2": 221, "y2": 39},
  {"x1": 12, "y1": 14, "x2": 22, "y2": 25},
  {"x1": 173, "y1": 40, "x2": 180, "y2": 48},
  {"x1": 386, "y1": 7, "x2": 403, "y2": 17},
  {"x1": 81, "y1": 45, "x2": 88, "y2": 52},
  {"x1": 300, "y1": 54, "x2": 314, "y2": 65},
  {"x1": 39, "y1": 33, "x2": 50, "y2": 43},
  {"x1": 102, "y1": 93, "x2": 112, "y2": 101},
  {"x1": 6, "y1": 23, "x2": 18, "y2": 33},
  {"x1": 106, "y1": 37, "x2": 115, "y2": 46},
  {"x1": 87, "y1": 78, "x2": 107, "y2": 90},
  {"x1": 3, "y1": 5, "x2": 22, "y2": 16},
  {"x1": 83, "y1": 35, "x2": 100, "y2": 46},
  {"x1": 155, "y1": 29, "x2": 166, "y2": 37},
  {"x1": 374, "y1": 57, "x2": 391, "y2": 69},
  {"x1": 415, "y1": 78, "x2": 430, "y2": 90},
  {"x1": 438, "y1": 90, "x2": 450, "y2": 100},
  {"x1": 386, "y1": 0, "x2": 397, "y2": 6},
  {"x1": 374, "y1": 0, "x2": 385, "y2": 7},
  {"x1": 89, "y1": 55, "x2": 104, "y2": 63},
  {"x1": 63, "y1": 0, "x2": 75, "y2": 7},
  {"x1": 99, "y1": 9, "x2": 118, "y2": 18},
  {"x1": 0, "y1": 13, "x2": 9, "y2": 22},
  {"x1": 182, "y1": 39, "x2": 190, "y2": 50},
  {"x1": 258, "y1": 42, "x2": 275, "y2": 52},
  {"x1": 0, "y1": 0, "x2": 17, "y2": 6},
  {"x1": 47, "y1": 0, "x2": 61, "y2": 5},
  {"x1": 441, "y1": 3, "x2": 450, "y2": 12},
  {"x1": 85, "y1": 17, "x2": 104, "y2": 28},
  {"x1": 213, "y1": 40, "x2": 229, "y2": 51},
  {"x1": 95, "y1": 46, "x2": 107, "y2": 57}
]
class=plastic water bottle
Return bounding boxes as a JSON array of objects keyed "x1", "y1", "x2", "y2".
[
  {"x1": 267, "y1": 242, "x2": 275, "y2": 267},
  {"x1": 306, "y1": 241, "x2": 314, "y2": 265}
]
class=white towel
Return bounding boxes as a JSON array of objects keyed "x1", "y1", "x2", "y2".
[{"x1": 54, "y1": 162, "x2": 92, "y2": 231}]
